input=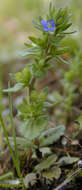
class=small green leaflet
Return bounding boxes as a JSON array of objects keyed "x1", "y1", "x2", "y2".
[
  {"x1": 35, "y1": 154, "x2": 57, "y2": 171},
  {"x1": 42, "y1": 167, "x2": 61, "y2": 180},
  {"x1": 3, "y1": 83, "x2": 24, "y2": 93}
]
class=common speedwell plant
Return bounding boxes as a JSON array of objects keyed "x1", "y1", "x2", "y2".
[{"x1": 0, "y1": 2, "x2": 77, "y2": 189}]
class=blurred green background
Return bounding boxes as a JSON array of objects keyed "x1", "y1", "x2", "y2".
[{"x1": 0, "y1": 0, "x2": 82, "y2": 87}]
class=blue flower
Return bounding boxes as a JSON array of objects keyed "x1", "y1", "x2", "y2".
[{"x1": 41, "y1": 19, "x2": 56, "y2": 32}]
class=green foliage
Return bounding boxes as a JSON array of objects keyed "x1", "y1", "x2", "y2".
[
  {"x1": 18, "y1": 90, "x2": 48, "y2": 120},
  {"x1": 1, "y1": 2, "x2": 81, "y2": 189},
  {"x1": 15, "y1": 67, "x2": 31, "y2": 85},
  {"x1": 2, "y1": 1, "x2": 74, "y2": 159},
  {"x1": 20, "y1": 5, "x2": 74, "y2": 80},
  {"x1": 29, "y1": 7, "x2": 73, "y2": 63},
  {"x1": 4, "y1": 3, "x2": 74, "y2": 92}
]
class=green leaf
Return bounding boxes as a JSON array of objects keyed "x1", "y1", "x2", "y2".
[
  {"x1": 62, "y1": 31, "x2": 76, "y2": 35},
  {"x1": 56, "y1": 55, "x2": 69, "y2": 64},
  {"x1": 62, "y1": 23, "x2": 72, "y2": 31},
  {"x1": 20, "y1": 117, "x2": 49, "y2": 140},
  {"x1": 49, "y1": 2, "x2": 55, "y2": 18},
  {"x1": 15, "y1": 67, "x2": 31, "y2": 85},
  {"x1": 43, "y1": 102, "x2": 54, "y2": 108},
  {"x1": 24, "y1": 42, "x2": 33, "y2": 48},
  {"x1": 39, "y1": 125, "x2": 65, "y2": 146},
  {"x1": 29, "y1": 36, "x2": 42, "y2": 46},
  {"x1": 35, "y1": 154, "x2": 57, "y2": 171},
  {"x1": 0, "y1": 179, "x2": 22, "y2": 188},
  {"x1": 3, "y1": 83, "x2": 24, "y2": 93},
  {"x1": 24, "y1": 173, "x2": 36, "y2": 188},
  {"x1": 32, "y1": 20, "x2": 43, "y2": 31},
  {"x1": 6, "y1": 137, "x2": 36, "y2": 149},
  {"x1": 40, "y1": 147, "x2": 51, "y2": 156},
  {"x1": 55, "y1": 47, "x2": 69, "y2": 55},
  {"x1": 0, "y1": 172, "x2": 13, "y2": 181},
  {"x1": 42, "y1": 167, "x2": 61, "y2": 180},
  {"x1": 58, "y1": 156, "x2": 79, "y2": 165}
]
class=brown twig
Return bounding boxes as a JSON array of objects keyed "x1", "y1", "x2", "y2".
[
  {"x1": 64, "y1": 135, "x2": 82, "y2": 149},
  {"x1": 55, "y1": 147, "x2": 82, "y2": 157}
]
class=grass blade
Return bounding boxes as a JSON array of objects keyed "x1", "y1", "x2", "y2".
[{"x1": 8, "y1": 82, "x2": 26, "y2": 189}]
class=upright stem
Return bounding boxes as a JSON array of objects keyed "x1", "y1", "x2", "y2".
[{"x1": 29, "y1": 77, "x2": 36, "y2": 101}]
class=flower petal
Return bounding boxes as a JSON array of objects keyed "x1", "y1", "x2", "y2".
[
  {"x1": 41, "y1": 20, "x2": 48, "y2": 27},
  {"x1": 41, "y1": 19, "x2": 56, "y2": 32},
  {"x1": 50, "y1": 19, "x2": 55, "y2": 25},
  {"x1": 44, "y1": 26, "x2": 49, "y2": 31},
  {"x1": 50, "y1": 19, "x2": 56, "y2": 31}
]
